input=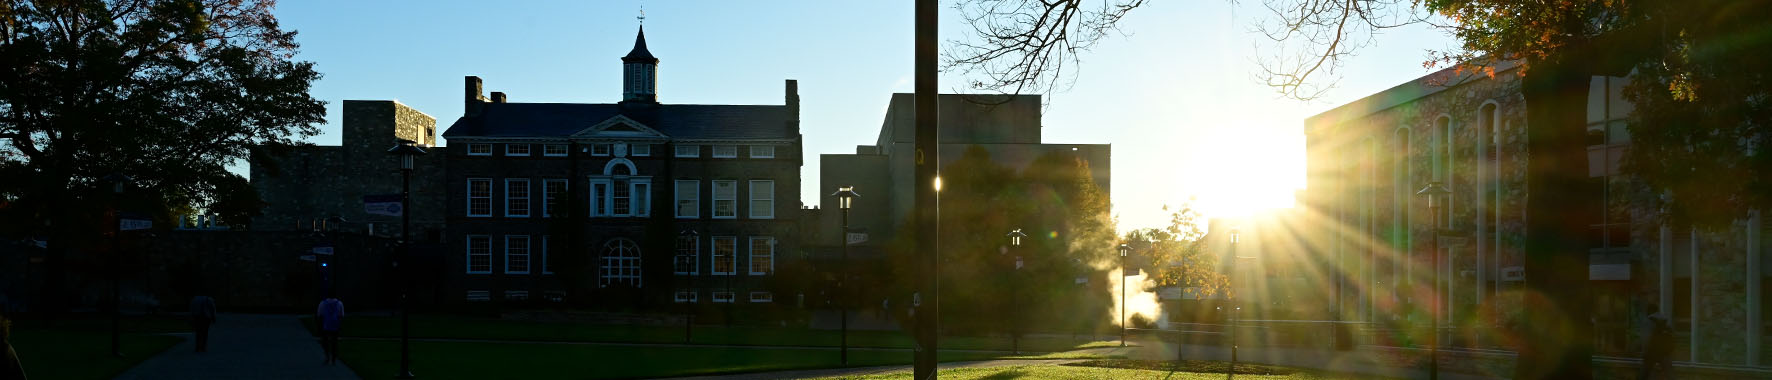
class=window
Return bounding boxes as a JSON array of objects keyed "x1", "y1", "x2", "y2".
[
  {"x1": 600, "y1": 238, "x2": 642, "y2": 288},
  {"x1": 749, "y1": 237, "x2": 774, "y2": 275},
  {"x1": 675, "y1": 234, "x2": 699, "y2": 275},
  {"x1": 712, "y1": 180, "x2": 737, "y2": 219},
  {"x1": 466, "y1": 235, "x2": 491, "y2": 274},
  {"x1": 675, "y1": 180, "x2": 700, "y2": 219},
  {"x1": 591, "y1": 144, "x2": 612, "y2": 156},
  {"x1": 612, "y1": 178, "x2": 631, "y2": 215},
  {"x1": 634, "y1": 182, "x2": 651, "y2": 216},
  {"x1": 589, "y1": 180, "x2": 608, "y2": 217},
  {"x1": 504, "y1": 235, "x2": 529, "y2": 274},
  {"x1": 505, "y1": 179, "x2": 531, "y2": 217},
  {"x1": 466, "y1": 290, "x2": 491, "y2": 302},
  {"x1": 541, "y1": 236, "x2": 553, "y2": 275},
  {"x1": 506, "y1": 144, "x2": 530, "y2": 156},
  {"x1": 675, "y1": 291, "x2": 698, "y2": 303},
  {"x1": 543, "y1": 179, "x2": 567, "y2": 217},
  {"x1": 675, "y1": 145, "x2": 699, "y2": 157},
  {"x1": 504, "y1": 290, "x2": 529, "y2": 301},
  {"x1": 543, "y1": 144, "x2": 568, "y2": 157},
  {"x1": 749, "y1": 180, "x2": 774, "y2": 219},
  {"x1": 591, "y1": 160, "x2": 650, "y2": 218},
  {"x1": 632, "y1": 144, "x2": 651, "y2": 156},
  {"x1": 750, "y1": 145, "x2": 775, "y2": 158},
  {"x1": 468, "y1": 144, "x2": 492, "y2": 156},
  {"x1": 712, "y1": 292, "x2": 735, "y2": 303},
  {"x1": 712, "y1": 236, "x2": 736, "y2": 275},
  {"x1": 712, "y1": 145, "x2": 738, "y2": 158},
  {"x1": 749, "y1": 292, "x2": 773, "y2": 303},
  {"x1": 468, "y1": 178, "x2": 492, "y2": 217}
]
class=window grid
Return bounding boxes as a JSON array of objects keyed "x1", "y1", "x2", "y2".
[
  {"x1": 634, "y1": 182, "x2": 651, "y2": 216},
  {"x1": 599, "y1": 239, "x2": 642, "y2": 288},
  {"x1": 674, "y1": 235, "x2": 699, "y2": 275},
  {"x1": 468, "y1": 178, "x2": 492, "y2": 217},
  {"x1": 505, "y1": 235, "x2": 530, "y2": 274},
  {"x1": 749, "y1": 237, "x2": 774, "y2": 275},
  {"x1": 466, "y1": 235, "x2": 491, "y2": 274},
  {"x1": 591, "y1": 144, "x2": 612, "y2": 156},
  {"x1": 506, "y1": 144, "x2": 530, "y2": 156},
  {"x1": 675, "y1": 180, "x2": 700, "y2": 219},
  {"x1": 675, "y1": 145, "x2": 699, "y2": 157},
  {"x1": 712, "y1": 180, "x2": 737, "y2": 219},
  {"x1": 612, "y1": 179, "x2": 631, "y2": 215},
  {"x1": 749, "y1": 180, "x2": 774, "y2": 219},
  {"x1": 749, "y1": 292, "x2": 773, "y2": 303},
  {"x1": 505, "y1": 179, "x2": 531, "y2": 217},
  {"x1": 543, "y1": 144, "x2": 568, "y2": 157},
  {"x1": 712, "y1": 145, "x2": 738, "y2": 158},
  {"x1": 712, "y1": 292, "x2": 735, "y2": 303},
  {"x1": 632, "y1": 144, "x2": 651, "y2": 156},
  {"x1": 543, "y1": 179, "x2": 567, "y2": 217},
  {"x1": 675, "y1": 291, "x2": 698, "y2": 303},
  {"x1": 712, "y1": 236, "x2": 737, "y2": 275},
  {"x1": 468, "y1": 144, "x2": 492, "y2": 156},
  {"x1": 750, "y1": 145, "x2": 775, "y2": 158}
]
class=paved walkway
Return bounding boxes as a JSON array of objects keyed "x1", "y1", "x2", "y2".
[
  {"x1": 659, "y1": 359, "x2": 1087, "y2": 380},
  {"x1": 116, "y1": 313, "x2": 358, "y2": 380},
  {"x1": 341, "y1": 335, "x2": 1079, "y2": 355}
]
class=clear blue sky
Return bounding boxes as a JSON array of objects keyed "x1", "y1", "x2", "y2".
[{"x1": 273, "y1": 0, "x2": 1456, "y2": 231}]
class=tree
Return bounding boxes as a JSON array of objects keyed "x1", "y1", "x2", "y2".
[
  {"x1": 1123, "y1": 202, "x2": 1226, "y2": 301},
  {"x1": 0, "y1": 0, "x2": 325, "y2": 310},
  {"x1": 944, "y1": 0, "x2": 1148, "y2": 96}
]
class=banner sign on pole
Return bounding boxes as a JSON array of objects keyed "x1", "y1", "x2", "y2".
[
  {"x1": 298, "y1": 254, "x2": 317, "y2": 262},
  {"x1": 845, "y1": 232, "x2": 868, "y2": 246},
  {"x1": 312, "y1": 245, "x2": 335, "y2": 256},
  {"x1": 119, "y1": 212, "x2": 153, "y2": 231},
  {"x1": 363, "y1": 194, "x2": 403, "y2": 216}
]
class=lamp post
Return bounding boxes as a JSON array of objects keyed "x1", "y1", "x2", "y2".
[
  {"x1": 680, "y1": 230, "x2": 698, "y2": 343},
  {"x1": 831, "y1": 186, "x2": 860, "y2": 365},
  {"x1": 1007, "y1": 229, "x2": 1026, "y2": 355},
  {"x1": 1118, "y1": 243, "x2": 1131, "y2": 347},
  {"x1": 103, "y1": 173, "x2": 131, "y2": 358},
  {"x1": 1416, "y1": 181, "x2": 1450, "y2": 380},
  {"x1": 387, "y1": 140, "x2": 427, "y2": 379}
]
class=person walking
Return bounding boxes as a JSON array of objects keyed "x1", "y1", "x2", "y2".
[
  {"x1": 1638, "y1": 305, "x2": 1674, "y2": 380},
  {"x1": 1, "y1": 314, "x2": 26, "y2": 380},
  {"x1": 189, "y1": 295, "x2": 217, "y2": 353},
  {"x1": 316, "y1": 294, "x2": 344, "y2": 366}
]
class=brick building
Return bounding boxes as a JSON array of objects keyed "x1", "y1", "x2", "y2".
[{"x1": 438, "y1": 27, "x2": 804, "y2": 308}]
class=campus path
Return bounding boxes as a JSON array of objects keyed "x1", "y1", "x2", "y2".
[
  {"x1": 116, "y1": 313, "x2": 359, "y2": 379},
  {"x1": 658, "y1": 358, "x2": 1089, "y2": 380}
]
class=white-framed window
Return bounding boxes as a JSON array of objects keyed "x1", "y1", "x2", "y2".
[
  {"x1": 712, "y1": 145, "x2": 738, "y2": 158},
  {"x1": 468, "y1": 144, "x2": 492, "y2": 156},
  {"x1": 748, "y1": 237, "x2": 774, "y2": 275},
  {"x1": 543, "y1": 144, "x2": 568, "y2": 157},
  {"x1": 750, "y1": 145, "x2": 775, "y2": 158},
  {"x1": 466, "y1": 290, "x2": 491, "y2": 302},
  {"x1": 675, "y1": 180, "x2": 699, "y2": 219},
  {"x1": 612, "y1": 178, "x2": 632, "y2": 215},
  {"x1": 466, "y1": 235, "x2": 492, "y2": 274},
  {"x1": 674, "y1": 234, "x2": 699, "y2": 275},
  {"x1": 505, "y1": 290, "x2": 529, "y2": 301},
  {"x1": 506, "y1": 144, "x2": 531, "y2": 156},
  {"x1": 712, "y1": 292, "x2": 735, "y2": 303},
  {"x1": 634, "y1": 182, "x2": 651, "y2": 216},
  {"x1": 543, "y1": 179, "x2": 567, "y2": 218},
  {"x1": 748, "y1": 180, "x2": 774, "y2": 219},
  {"x1": 505, "y1": 235, "x2": 530, "y2": 274},
  {"x1": 541, "y1": 235, "x2": 553, "y2": 275},
  {"x1": 712, "y1": 236, "x2": 737, "y2": 275},
  {"x1": 591, "y1": 144, "x2": 612, "y2": 156},
  {"x1": 599, "y1": 238, "x2": 642, "y2": 288},
  {"x1": 675, "y1": 291, "x2": 699, "y2": 303},
  {"x1": 589, "y1": 179, "x2": 608, "y2": 217},
  {"x1": 590, "y1": 161, "x2": 650, "y2": 218},
  {"x1": 632, "y1": 144, "x2": 651, "y2": 156},
  {"x1": 674, "y1": 145, "x2": 699, "y2": 157},
  {"x1": 468, "y1": 178, "x2": 493, "y2": 217},
  {"x1": 748, "y1": 291, "x2": 773, "y2": 303},
  {"x1": 712, "y1": 180, "x2": 737, "y2": 219},
  {"x1": 505, "y1": 179, "x2": 531, "y2": 217}
]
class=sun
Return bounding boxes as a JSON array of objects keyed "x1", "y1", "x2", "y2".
[{"x1": 1184, "y1": 127, "x2": 1304, "y2": 219}]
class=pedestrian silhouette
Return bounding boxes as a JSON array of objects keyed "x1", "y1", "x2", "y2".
[
  {"x1": 316, "y1": 293, "x2": 344, "y2": 366},
  {"x1": 1638, "y1": 304, "x2": 1674, "y2": 380},
  {"x1": 189, "y1": 295, "x2": 217, "y2": 353},
  {"x1": 1, "y1": 313, "x2": 26, "y2": 380}
]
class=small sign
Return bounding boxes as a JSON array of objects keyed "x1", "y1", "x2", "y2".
[
  {"x1": 845, "y1": 232, "x2": 868, "y2": 245},
  {"x1": 1075, "y1": 276, "x2": 1088, "y2": 284},
  {"x1": 1015, "y1": 256, "x2": 1023, "y2": 269},
  {"x1": 363, "y1": 194, "x2": 403, "y2": 216},
  {"x1": 312, "y1": 245, "x2": 335, "y2": 255},
  {"x1": 119, "y1": 212, "x2": 153, "y2": 231},
  {"x1": 298, "y1": 255, "x2": 317, "y2": 262}
]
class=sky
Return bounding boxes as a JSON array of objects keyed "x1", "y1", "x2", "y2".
[{"x1": 272, "y1": 0, "x2": 1458, "y2": 232}]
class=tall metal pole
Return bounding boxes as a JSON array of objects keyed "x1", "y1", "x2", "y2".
[
  {"x1": 111, "y1": 207, "x2": 122, "y2": 358},
  {"x1": 1120, "y1": 253, "x2": 1127, "y2": 347},
  {"x1": 1229, "y1": 236, "x2": 1237, "y2": 380},
  {"x1": 1429, "y1": 201, "x2": 1440, "y2": 380},
  {"x1": 911, "y1": 0, "x2": 941, "y2": 377},
  {"x1": 840, "y1": 206, "x2": 849, "y2": 365},
  {"x1": 399, "y1": 161, "x2": 414, "y2": 378}
]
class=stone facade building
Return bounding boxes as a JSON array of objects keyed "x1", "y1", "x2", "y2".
[
  {"x1": 250, "y1": 99, "x2": 446, "y2": 240},
  {"x1": 438, "y1": 27, "x2": 804, "y2": 308},
  {"x1": 1304, "y1": 62, "x2": 1770, "y2": 365}
]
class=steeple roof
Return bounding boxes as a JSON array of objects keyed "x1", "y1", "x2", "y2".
[{"x1": 622, "y1": 26, "x2": 658, "y2": 64}]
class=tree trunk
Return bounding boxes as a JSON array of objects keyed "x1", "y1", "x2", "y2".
[{"x1": 1514, "y1": 52, "x2": 1596, "y2": 380}]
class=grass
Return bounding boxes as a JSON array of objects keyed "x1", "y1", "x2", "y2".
[
  {"x1": 337, "y1": 339, "x2": 1075, "y2": 379},
  {"x1": 7, "y1": 314, "x2": 188, "y2": 380},
  {"x1": 812, "y1": 359, "x2": 1390, "y2": 379}
]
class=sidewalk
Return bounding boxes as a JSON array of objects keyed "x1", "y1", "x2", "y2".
[
  {"x1": 1126, "y1": 340, "x2": 1506, "y2": 380},
  {"x1": 659, "y1": 359, "x2": 1087, "y2": 380},
  {"x1": 115, "y1": 313, "x2": 359, "y2": 379}
]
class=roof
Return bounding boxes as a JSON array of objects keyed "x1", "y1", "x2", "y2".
[
  {"x1": 441, "y1": 102, "x2": 794, "y2": 141},
  {"x1": 1304, "y1": 60, "x2": 1521, "y2": 133},
  {"x1": 622, "y1": 26, "x2": 658, "y2": 64}
]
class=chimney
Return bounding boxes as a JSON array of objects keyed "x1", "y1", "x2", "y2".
[
  {"x1": 785, "y1": 79, "x2": 799, "y2": 130},
  {"x1": 491, "y1": 92, "x2": 507, "y2": 103},
  {"x1": 464, "y1": 76, "x2": 488, "y2": 116}
]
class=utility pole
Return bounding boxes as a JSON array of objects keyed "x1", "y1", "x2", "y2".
[{"x1": 912, "y1": 0, "x2": 940, "y2": 377}]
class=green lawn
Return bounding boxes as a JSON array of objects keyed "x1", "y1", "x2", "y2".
[
  {"x1": 338, "y1": 339, "x2": 1075, "y2": 379},
  {"x1": 313, "y1": 315, "x2": 1118, "y2": 352},
  {"x1": 8, "y1": 315, "x2": 187, "y2": 380},
  {"x1": 812, "y1": 360, "x2": 1387, "y2": 379}
]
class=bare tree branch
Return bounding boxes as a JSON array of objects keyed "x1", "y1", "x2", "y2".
[{"x1": 944, "y1": 0, "x2": 1147, "y2": 102}]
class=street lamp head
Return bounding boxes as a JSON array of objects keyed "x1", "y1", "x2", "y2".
[
  {"x1": 387, "y1": 139, "x2": 429, "y2": 170},
  {"x1": 831, "y1": 186, "x2": 860, "y2": 210},
  {"x1": 1007, "y1": 229, "x2": 1027, "y2": 246},
  {"x1": 679, "y1": 229, "x2": 698, "y2": 237},
  {"x1": 1118, "y1": 243, "x2": 1130, "y2": 257},
  {"x1": 1416, "y1": 181, "x2": 1451, "y2": 208},
  {"x1": 1229, "y1": 228, "x2": 1241, "y2": 244}
]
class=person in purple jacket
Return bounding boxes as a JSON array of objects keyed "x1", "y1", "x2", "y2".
[{"x1": 316, "y1": 293, "x2": 344, "y2": 366}]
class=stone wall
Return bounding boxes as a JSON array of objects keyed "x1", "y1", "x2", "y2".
[{"x1": 252, "y1": 100, "x2": 448, "y2": 242}]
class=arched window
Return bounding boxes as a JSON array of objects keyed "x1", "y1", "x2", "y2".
[
  {"x1": 1434, "y1": 115, "x2": 1454, "y2": 227},
  {"x1": 600, "y1": 238, "x2": 642, "y2": 287},
  {"x1": 589, "y1": 158, "x2": 650, "y2": 217}
]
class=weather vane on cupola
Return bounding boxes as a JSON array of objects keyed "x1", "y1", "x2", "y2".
[{"x1": 637, "y1": 2, "x2": 645, "y2": 25}]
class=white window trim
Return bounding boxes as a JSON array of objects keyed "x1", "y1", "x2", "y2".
[
  {"x1": 712, "y1": 180, "x2": 738, "y2": 219},
  {"x1": 542, "y1": 179, "x2": 567, "y2": 218},
  {"x1": 712, "y1": 145, "x2": 738, "y2": 158},
  {"x1": 749, "y1": 180, "x2": 774, "y2": 219},
  {"x1": 468, "y1": 178, "x2": 493, "y2": 217},
  {"x1": 632, "y1": 180, "x2": 651, "y2": 217},
  {"x1": 505, "y1": 144, "x2": 531, "y2": 157},
  {"x1": 589, "y1": 178, "x2": 609, "y2": 217},
  {"x1": 750, "y1": 145, "x2": 775, "y2": 159},
  {"x1": 543, "y1": 144, "x2": 568, "y2": 157},
  {"x1": 541, "y1": 235, "x2": 553, "y2": 275},
  {"x1": 675, "y1": 291, "x2": 699, "y2": 303},
  {"x1": 748, "y1": 291, "x2": 773, "y2": 303},
  {"x1": 632, "y1": 144, "x2": 651, "y2": 157},
  {"x1": 748, "y1": 236, "x2": 775, "y2": 276},
  {"x1": 675, "y1": 180, "x2": 700, "y2": 219},
  {"x1": 674, "y1": 235, "x2": 700, "y2": 275},
  {"x1": 505, "y1": 179, "x2": 531, "y2": 218},
  {"x1": 591, "y1": 144, "x2": 612, "y2": 157},
  {"x1": 505, "y1": 235, "x2": 530, "y2": 274},
  {"x1": 712, "y1": 291, "x2": 735, "y2": 303},
  {"x1": 675, "y1": 145, "x2": 699, "y2": 158},
  {"x1": 466, "y1": 235, "x2": 492, "y2": 274},
  {"x1": 590, "y1": 175, "x2": 651, "y2": 218},
  {"x1": 468, "y1": 144, "x2": 492, "y2": 156},
  {"x1": 712, "y1": 236, "x2": 737, "y2": 276}
]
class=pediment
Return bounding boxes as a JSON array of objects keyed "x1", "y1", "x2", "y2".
[{"x1": 572, "y1": 115, "x2": 669, "y2": 139}]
